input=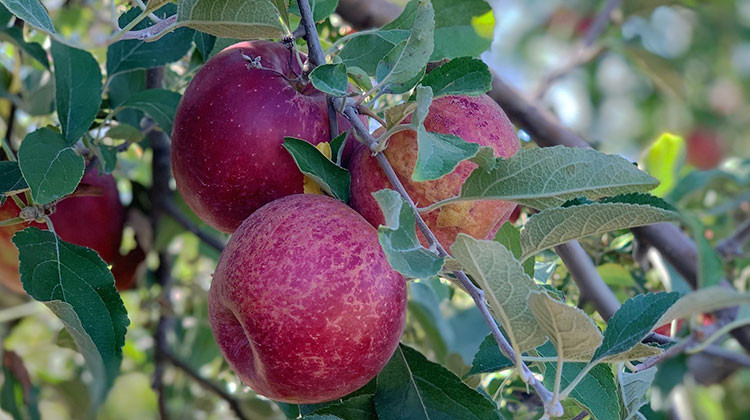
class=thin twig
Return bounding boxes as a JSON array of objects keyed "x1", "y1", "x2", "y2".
[
  {"x1": 162, "y1": 200, "x2": 225, "y2": 252},
  {"x1": 716, "y1": 219, "x2": 750, "y2": 258},
  {"x1": 162, "y1": 350, "x2": 250, "y2": 420},
  {"x1": 583, "y1": 0, "x2": 624, "y2": 47}
]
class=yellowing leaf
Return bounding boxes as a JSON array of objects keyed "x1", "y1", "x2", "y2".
[
  {"x1": 303, "y1": 142, "x2": 333, "y2": 195},
  {"x1": 471, "y1": 10, "x2": 495, "y2": 39},
  {"x1": 642, "y1": 133, "x2": 684, "y2": 197}
]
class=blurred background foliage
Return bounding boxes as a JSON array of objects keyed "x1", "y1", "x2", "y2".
[{"x1": 0, "y1": 0, "x2": 749, "y2": 419}]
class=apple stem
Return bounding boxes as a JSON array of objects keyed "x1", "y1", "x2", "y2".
[{"x1": 296, "y1": 1, "x2": 562, "y2": 415}]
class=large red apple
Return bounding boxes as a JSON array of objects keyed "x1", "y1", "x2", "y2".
[
  {"x1": 348, "y1": 94, "x2": 521, "y2": 249},
  {"x1": 208, "y1": 194, "x2": 406, "y2": 403},
  {"x1": 172, "y1": 40, "x2": 363, "y2": 233},
  {"x1": 0, "y1": 169, "x2": 125, "y2": 293}
]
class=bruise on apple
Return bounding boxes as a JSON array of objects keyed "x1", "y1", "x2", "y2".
[
  {"x1": 171, "y1": 40, "x2": 363, "y2": 234},
  {"x1": 348, "y1": 94, "x2": 521, "y2": 249},
  {"x1": 209, "y1": 194, "x2": 406, "y2": 403}
]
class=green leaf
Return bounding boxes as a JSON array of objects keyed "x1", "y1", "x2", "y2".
[
  {"x1": 309, "y1": 63, "x2": 349, "y2": 97},
  {"x1": 374, "y1": 0, "x2": 434, "y2": 87},
  {"x1": 17, "y1": 128, "x2": 85, "y2": 205},
  {"x1": 50, "y1": 40, "x2": 103, "y2": 145},
  {"x1": 372, "y1": 189, "x2": 444, "y2": 279},
  {"x1": 282, "y1": 137, "x2": 350, "y2": 202},
  {"x1": 1, "y1": 351, "x2": 41, "y2": 420},
  {"x1": 383, "y1": 66, "x2": 425, "y2": 95},
  {"x1": 145, "y1": 0, "x2": 171, "y2": 13},
  {"x1": 537, "y1": 343, "x2": 620, "y2": 420},
  {"x1": 347, "y1": 66, "x2": 373, "y2": 91},
  {"x1": 108, "y1": 70, "x2": 146, "y2": 127},
  {"x1": 493, "y1": 222, "x2": 533, "y2": 276},
  {"x1": 118, "y1": 89, "x2": 182, "y2": 135},
  {"x1": 656, "y1": 286, "x2": 750, "y2": 327},
  {"x1": 193, "y1": 31, "x2": 217, "y2": 60},
  {"x1": 338, "y1": 30, "x2": 410, "y2": 75},
  {"x1": 106, "y1": 123, "x2": 145, "y2": 143},
  {"x1": 303, "y1": 415, "x2": 343, "y2": 420},
  {"x1": 270, "y1": 0, "x2": 290, "y2": 29},
  {"x1": 684, "y1": 215, "x2": 723, "y2": 288},
  {"x1": 450, "y1": 234, "x2": 547, "y2": 354},
  {"x1": 0, "y1": 161, "x2": 28, "y2": 196},
  {"x1": 528, "y1": 292, "x2": 604, "y2": 362},
  {"x1": 419, "y1": 57, "x2": 491, "y2": 97},
  {"x1": 96, "y1": 145, "x2": 118, "y2": 174},
  {"x1": 375, "y1": 344, "x2": 501, "y2": 420},
  {"x1": 309, "y1": 394, "x2": 375, "y2": 420},
  {"x1": 467, "y1": 334, "x2": 513, "y2": 375},
  {"x1": 0, "y1": 0, "x2": 55, "y2": 33},
  {"x1": 642, "y1": 133, "x2": 684, "y2": 197},
  {"x1": 457, "y1": 146, "x2": 659, "y2": 210},
  {"x1": 620, "y1": 367, "x2": 657, "y2": 419},
  {"x1": 0, "y1": 26, "x2": 49, "y2": 68},
  {"x1": 430, "y1": 0, "x2": 491, "y2": 60},
  {"x1": 591, "y1": 292, "x2": 679, "y2": 363},
  {"x1": 13, "y1": 227, "x2": 129, "y2": 408},
  {"x1": 176, "y1": 0, "x2": 286, "y2": 39},
  {"x1": 411, "y1": 86, "x2": 479, "y2": 181},
  {"x1": 469, "y1": 146, "x2": 496, "y2": 171},
  {"x1": 107, "y1": 6, "x2": 195, "y2": 76},
  {"x1": 329, "y1": 131, "x2": 348, "y2": 165},
  {"x1": 519, "y1": 195, "x2": 680, "y2": 261},
  {"x1": 0, "y1": 2, "x2": 12, "y2": 25}
]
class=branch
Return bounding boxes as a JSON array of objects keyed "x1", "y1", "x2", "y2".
[
  {"x1": 583, "y1": 0, "x2": 624, "y2": 47},
  {"x1": 555, "y1": 242, "x2": 619, "y2": 321},
  {"x1": 162, "y1": 349, "x2": 250, "y2": 420},
  {"x1": 716, "y1": 219, "x2": 750, "y2": 258},
  {"x1": 335, "y1": 0, "x2": 402, "y2": 31},
  {"x1": 162, "y1": 200, "x2": 226, "y2": 252}
]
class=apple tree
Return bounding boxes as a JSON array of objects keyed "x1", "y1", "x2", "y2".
[{"x1": 1, "y1": 1, "x2": 749, "y2": 419}]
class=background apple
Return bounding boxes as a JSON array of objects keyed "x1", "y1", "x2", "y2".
[
  {"x1": 348, "y1": 94, "x2": 521, "y2": 249},
  {"x1": 209, "y1": 194, "x2": 406, "y2": 403},
  {"x1": 0, "y1": 169, "x2": 125, "y2": 294},
  {"x1": 172, "y1": 40, "x2": 364, "y2": 233},
  {"x1": 686, "y1": 128, "x2": 725, "y2": 170}
]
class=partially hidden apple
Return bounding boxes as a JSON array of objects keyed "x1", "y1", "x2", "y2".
[
  {"x1": 348, "y1": 94, "x2": 521, "y2": 249},
  {"x1": 172, "y1": 40, "x2": 364, "y2": 233},
  {"x1": 0, "y1": 169, "x2": 125, "y2": 293},
  {"x1": 208, "y1": 194, "x2": 406, "y2": 403},
  {"x1": 686, "y1": 128, "x2": 725, "y2": 170}
]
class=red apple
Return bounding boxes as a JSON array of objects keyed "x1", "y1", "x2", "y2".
[
  {"x1": 171, "y1": 40, "x2": 364, "y2": 233},
  {"x1": 654, "y1": 318, "x2": 684, "y2": 336},
  {"x1": 0, "y1": 169, "x2": 125, "y2": 294},
  {"x1": 348, "y1": 95, "x2": 521, "y2": 249},
  {"x1": 686, "y1": 129, "x2": 725, "y2": 170},
  {"x1": 209, "y1": 194, "x2": 406, "y2": 403}
]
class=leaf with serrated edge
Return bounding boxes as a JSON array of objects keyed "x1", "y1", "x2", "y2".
[
  {"x1": 620, "y1": 367, "x2": 656, "y2": 419},
  {"x1": 519, "y1": 199, "x2": 679, "y2": 261},
  {"x1": 0, "y1": 0, "x2": 55, "y2": 33},
  {"x1": 309, "y1": 63, "x2": 349, "y2": 97},
  {"x1": 450, "y1": 234, "x2": 547, "y2": 354},
  {"x1": 118, "y1": 89, "x2": 182, "y2": 135},
  {"x1": 592, "y1": 292, "x2": 679, "y2": 363},
  {"x1": 419, "y1": 56, "x2": 491, "y2": 97},
  {"x1": 177, "y1": 0, "x2": 285, "y2": 39},
  {"x1": 528, "y1": 292, "x2": 603, "y2": 362},
  {"x1": 13, "y1": 228, "x2": 129, "y2": 408},
  {"x1": 282, "y1": 137, "x2": 350, "y2": 202},
  {"x1": 373, "y1": 189, "x2": 444, "y2": 279},
  {"x1": 375, "y1": 344, "x2": 500, "y2": 420},
  {"x1": 457, "y1": 146, "x2": 659, "y2": 210},
  {"x1": 467, "y1": 334, "x2": 513, "y2": 375},
  {"x1": 375, "y1": 0, "x2": 434, "y2": 87},
  {"x1": 18, "y1": 128, "x2": 84, "y2": 205},
  {"x1": 656, "y1": 287, "x2": 750, "y2": 327},
  {"x1": 50, "y1": 40, "x2": 103, "y2": 145}
]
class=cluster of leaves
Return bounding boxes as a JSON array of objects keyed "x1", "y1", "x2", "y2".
[{"x1": 1, "y1": 1, "x2": 749, "y2": 420}]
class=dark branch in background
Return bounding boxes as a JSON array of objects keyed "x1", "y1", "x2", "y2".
[
  {"x1": 162, "y1": 349, "x2": 250, "y2": 420},
  {"x1": 146, "y1": 67, "x2": 173, "y2": 420},
  {"x1": 717, "y1": 219, "x2": 750, "y2": 258},
  {"x1": 555, "y1": 242, "x2": 619, "y2": 320},
  {"x1": 162, "y1": 200, "x2": 225, "y2": 252},
  {"x1": 335, "y1": 0, "x2": 402, "y2": 31},
  {"x1": 4, "y1": 103, "x2": 17, "y2": 149}
]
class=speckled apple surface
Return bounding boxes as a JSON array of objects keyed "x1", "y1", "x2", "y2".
[
  {"x1": 0, "y1": 169, "x2": 124, "y2": 293},
  {"x1": 208, "y1": 194, "x2": 406, "y2": 403},
  {"x1": 348, "y1": 94, "x2": 521, "y2": 249},
  {"x1": 171, "y1": 40, "x2": 363, "y2": 233}
]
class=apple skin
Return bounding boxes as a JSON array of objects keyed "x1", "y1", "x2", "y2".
[
  {"x1": 0, "y1": 169, "x2": 125, "y2": 294},
  {"x1": 348, "y1": 95, "x2": 521, "y2": 249},
  {"x1": 208, "y1": 194, "x2": 406, "y2": 403},
  {"x1": 172, "y1": 40, "x2": 364, "y2": 233},
  {"x1": 686, "y1": 128, "x2": 724, "y2": 170}
]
